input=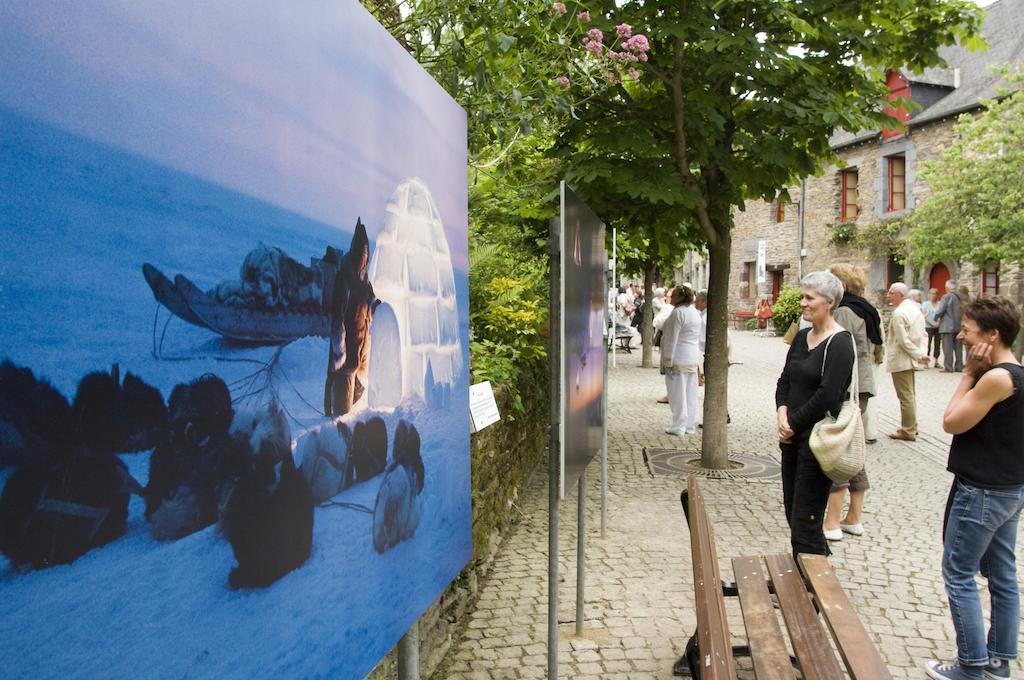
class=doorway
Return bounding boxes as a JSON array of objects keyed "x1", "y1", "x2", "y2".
[
  {"x1": 771, "y1": 271, "x2": 782, "y2": 302},
  {"x1": 929, "y1": 263, "x2": 950, "y2": 294}
]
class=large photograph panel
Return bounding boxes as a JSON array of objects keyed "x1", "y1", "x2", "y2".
[
  {"x1": 0, "y1": 2, "x2": 470, "y2": 678},
  {"x1": 560, "y1": 184, "x2": 607, "y2": 496}
]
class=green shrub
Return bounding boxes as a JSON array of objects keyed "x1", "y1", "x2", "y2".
[
  {"x1": 744, "y1": 317, "x2": 759, "y2": 331},
  {"x1": 468, "y1": 235, "x2": 549, "y2": 403},
  {"x1": 828, "y1": 222, "x2": 857, "y2": 246},
  {"x1": 771, "y1": 286, "x2": 802, "y2": 330}
]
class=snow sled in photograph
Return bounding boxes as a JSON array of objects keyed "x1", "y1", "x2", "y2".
[{"x1": 142, "y1": 257, "x2": 331, "y2": 344}]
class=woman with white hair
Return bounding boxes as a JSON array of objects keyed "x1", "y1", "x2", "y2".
[{"x1": 775, "y1": 271, "x2": 856, "y2": 556}]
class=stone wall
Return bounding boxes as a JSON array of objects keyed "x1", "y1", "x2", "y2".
[
  {"x1": 729, "y1": 117, "x2": 968, "y2": 311},
  {"x1": 368, "y1": 371, "x2": 550, "y2": 679}
]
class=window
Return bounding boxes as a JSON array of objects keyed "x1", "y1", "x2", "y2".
[
  {"x1": 886, "y1": 255, "x2": 904, "y2": 289},
  {"x1": 887, "y1": 155, "x2": 906, "y2": 212},
  {"x1": 774, "y1": 201, "x2": 785, "y2": 223},
  {"x1": 982, "y1": 264, "x2": 999, "y2": 296},
  {"x1": 741, "y1": 261, "x2": 757, "y2": 299},
  {"x1": 840, "y1": 169, "x2": 859, "y2": 222}
]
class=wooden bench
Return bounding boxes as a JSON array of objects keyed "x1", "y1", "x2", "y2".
[
  {"x1": 608, "y1": 330, "x2": 634, "y2": 352},
  {"x1": 732, "y1": 310, "x2": 755, "y2": 329},
  {"x1": 675, "y1": 476, "x2": 891, "y2": 679}
]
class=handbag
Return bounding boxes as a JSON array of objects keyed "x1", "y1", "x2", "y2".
[
  {"x1": 782, "y1": 321, "x2": 800, "y2": 345},
  {"x1": 809, "y1": 332, "x2": 865, "y2": 483}
]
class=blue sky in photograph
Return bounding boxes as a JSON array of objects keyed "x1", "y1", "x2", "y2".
[{"x1": 0, "y1": 0, "x2": 467, "y2": 269}]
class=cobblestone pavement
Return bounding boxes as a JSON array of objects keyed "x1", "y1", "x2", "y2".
[{"x1": 440, "y1": 331, "x2": 1023, "y2": 679}]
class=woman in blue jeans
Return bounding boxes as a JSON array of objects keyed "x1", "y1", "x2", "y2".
[{"x1": 927, "y1": 297, "x2": 1024, "y2": 680}]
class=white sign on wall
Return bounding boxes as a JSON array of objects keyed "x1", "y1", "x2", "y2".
[
  {"x1": 470, "y1": 381, "x2": 501, "y2": 432},
  {"x1": 757, "y1": 240, "x2": 767, "y2": 284}
]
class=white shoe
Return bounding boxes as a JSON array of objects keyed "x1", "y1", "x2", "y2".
[
  {"x1": 684, "y1": 428, "x2": 697, "y2": 435},
  {"x1": 665, "y1": 427, "x2": 684, "y2": 436},
  {"x1": 840, "y1": 523, "x2": 864, "y2": 536},
  {"x1": 823, "y1": 528, "x2": 843, "y2": 542}
]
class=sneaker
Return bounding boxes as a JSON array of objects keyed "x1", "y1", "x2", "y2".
[
  {"x1": 926, "y1": 660, "x2": 985, "y2": 680},
  {"x1": 985, "y1": 658, "x2": 1011, "y2": 680}
]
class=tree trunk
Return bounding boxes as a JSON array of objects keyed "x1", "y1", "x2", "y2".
[
  {"x1": 701, "y1": 232, "x2": 732, "y2": 469},
  {"x1": 641, "y1": 263, "x2": 656, "y2": 368}
]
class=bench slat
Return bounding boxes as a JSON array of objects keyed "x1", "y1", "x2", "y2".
[
  {"x1": 688, "y1": 476, "x2": 738, "y2": 680},
  {"x1": 764, "y1": 553, "x2": 843, "y2": 680},
  {"x1": 732, "y1": 556, "x2": 794, "y2": 680},
  {"x1": 797, "y1": 554, "x2": 893, "y2": 680}
]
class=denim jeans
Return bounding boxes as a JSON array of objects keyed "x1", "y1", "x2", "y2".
[{"x1": 942, "y1": 479, "x2": 1024, "y2": 665}]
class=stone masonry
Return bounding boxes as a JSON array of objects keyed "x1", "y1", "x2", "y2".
[{"x1": 729, "y1": 117, "x2": 966, "y2": 313}]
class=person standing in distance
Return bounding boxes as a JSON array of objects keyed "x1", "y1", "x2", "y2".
[
  {"x1": 885, "y1": 282, "x2": 930, "y2": 441},
  {"x1": 926, "y1": 297, "x2": 1024, "y2": 680},
  {"x1": 935, "y1": 280, "x2": 965, "y2": 372},
  {"x1": 661, "y1": 286, "x2": 701, "y2": 435},
  {"x1": 923, "y1": 288, "x2": 942, "y2": 367},
  {"x1": 821, "y1": 264, "x2": 880, "y2": 542}
]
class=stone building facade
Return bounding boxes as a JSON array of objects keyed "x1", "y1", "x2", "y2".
[{"x1": 728, "y1": 0, "x2": 1023, "y2": 314}]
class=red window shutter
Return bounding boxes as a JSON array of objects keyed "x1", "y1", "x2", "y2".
[{"x1": 883, "y1": 71, "x2": 911, "y2": 139}]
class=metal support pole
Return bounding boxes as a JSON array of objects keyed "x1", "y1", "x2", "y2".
[
  {"x1": 601, "y1": 323, "x2": 608, "y2": 539},
  {"x1": 575, "y1": 469, "x2": 586, "y2": 636},
  {"x1": 606, "y1": 227, "x2": 614, "y2": 366},
  {"x1": 547, "y1": 212, "x2": 562, "y2": 680},
  {"x1": 397, "y1": 622, "x2": 419, "y2": 680}
]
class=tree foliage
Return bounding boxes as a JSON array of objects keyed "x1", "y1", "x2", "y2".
[
  {"x1": 906, "y1": 68, "x2": 1024, "y2": 269},
  {"x1": 367, "y1": 0, "x2": 983, "y2": 467},
  {"x1": 552, "y1": 0, "x2": 982, "y2": 467}
]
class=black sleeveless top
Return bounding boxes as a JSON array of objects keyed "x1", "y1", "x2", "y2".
[{"x1": 948, "y1": 363, "x2": 1024, "y2": 489}]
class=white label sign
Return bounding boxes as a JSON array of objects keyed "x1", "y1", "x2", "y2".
[
  {"x1": 469, "y1": 381, "x2": 501, "y2": 433},
  {"x1": 756, "y1": 240, "x2": 767, "y2": 284}
]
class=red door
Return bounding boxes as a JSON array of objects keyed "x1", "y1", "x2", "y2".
[
  {"x1": 771, "y1": 271, "x2": 782, "y2": 302},
  {"x1": 929, "y1": 263, "x2": 950, "y2": 294}
]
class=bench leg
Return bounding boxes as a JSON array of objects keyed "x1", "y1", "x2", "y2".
[
  {"x1": 672, "y1": 632, "x2": 700, "y2": 677},
  {"x1": 673, "y1": 635, "x2": 775, "y2": 677}
]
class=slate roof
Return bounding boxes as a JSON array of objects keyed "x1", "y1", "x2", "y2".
[{"x1": 830, "y1": 0, "x2": 1024, "y2": 150}]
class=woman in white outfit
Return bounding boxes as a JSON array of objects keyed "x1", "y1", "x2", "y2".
[{"x1": 661, "y1": 286, "x2": 702, "y2": 435}]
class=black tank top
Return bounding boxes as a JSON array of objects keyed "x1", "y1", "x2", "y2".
[{"x1": 947, "y1": 363, "x2": 1024, "y2": 489}]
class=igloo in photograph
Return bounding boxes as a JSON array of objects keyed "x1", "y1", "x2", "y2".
[{"x1": 368, "y1": 177, "x2": 462, "y2": 409}]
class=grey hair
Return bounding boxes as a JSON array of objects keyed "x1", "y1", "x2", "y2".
[
  {"x1": 801, "y1": 270, "x2": 845, "y2": 308},
  {"x1": 909, "y1": 288, "x2": 922, "y2": 300},
  {"x1": 695, "y1": 290, "x2": 708, "y2": 302},
  {"x1": 946, "y1": 280, "x2": 957, "y2": 291},
  {"x1": 889, "y1": 282, "x2": 909, "y2": 296}
]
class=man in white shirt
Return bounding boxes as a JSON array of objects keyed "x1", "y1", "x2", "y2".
[{"x1": 885, "y1": 282, "x2": 930, "y2": 441}]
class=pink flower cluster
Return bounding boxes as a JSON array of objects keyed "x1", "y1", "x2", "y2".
[
  {"x1": 585, "y1": 39, "x2": 604, "y2": 57},
  {"x1": 586, "y1": 28, "x2": 604, "y2": 41},
  {"x1": 607, "y1": 50, "x2": 640, "y2": 63},
  {"x1": 555, "y1": 75, "x2": 571, "y2": 89},
  {"x1": 577, "y1": 10, "x2": 591, "y2": 22},
  {"x1": 623, "y1": 34, "x2": 650, "y2": 56},
  {"x1": 616, "y1": 23, "x2": 632, "y2": 38},
  {"x1": 552, "y1": 2, "x2": 566, "y2": 16}
]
